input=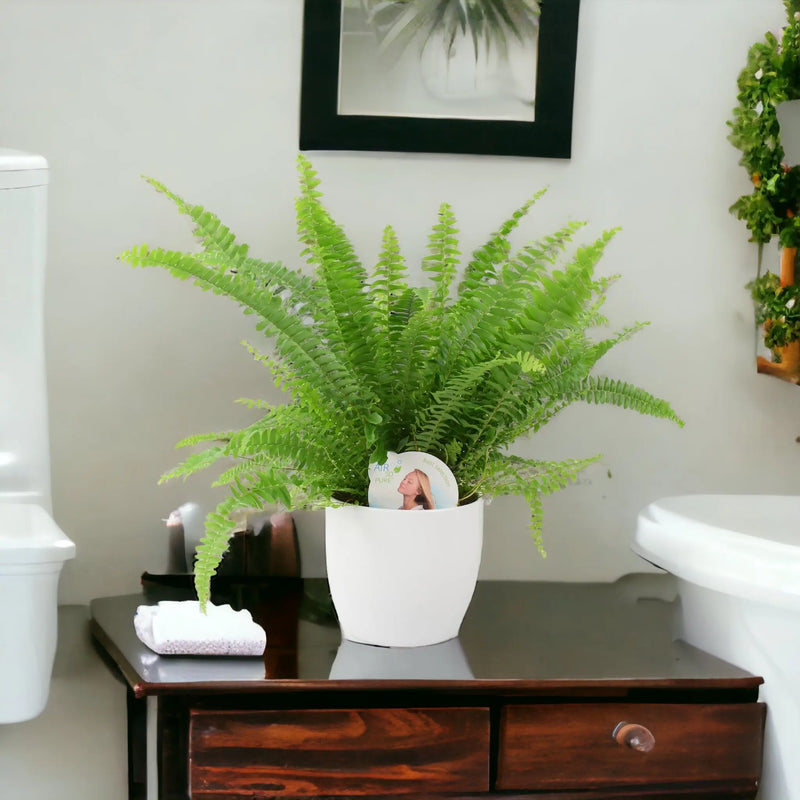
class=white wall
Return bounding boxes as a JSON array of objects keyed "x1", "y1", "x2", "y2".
[{"x1": 0, "y1": 0, "x2": 795, "y2": 605}]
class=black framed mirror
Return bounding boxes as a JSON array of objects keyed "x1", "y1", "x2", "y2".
[{"x1": 299, "y1": 0, "x2": 581, "y2": 159}]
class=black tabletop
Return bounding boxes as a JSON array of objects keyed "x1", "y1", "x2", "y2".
[{"x1": 90, "y1": 575, "x2": 761, "y2": 697}]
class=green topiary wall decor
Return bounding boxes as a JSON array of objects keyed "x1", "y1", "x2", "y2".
[
  {"x1": 729, "y1": 1, "x2": 800, "y2": 378},
  {"x1": 729, "y1": 1, "x2": 800, "y2": 246}
]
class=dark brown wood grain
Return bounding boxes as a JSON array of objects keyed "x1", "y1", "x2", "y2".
[
  {"x1": 189, "y1": 706, "x2": 490, "y2": 796},
  {"x1": 496, "y1": 702, "x2": 766, "y2": 793},
  {"x1": 90, "y1": 582, "x2": 768, "y2": 799},
  {"x1": 186, "y1": 790, "x2": 759, "y2": 800}
]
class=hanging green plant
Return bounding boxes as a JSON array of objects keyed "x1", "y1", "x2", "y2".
[
  {"x1": 728, "y1": 0, "x2": 800, "y2": 247},
  {"x1": 729, "y1": 1, "x2": 800, "y2": 380},
  {"x1": 747, "y1": 271, "x2": 800, "y2": 357}
]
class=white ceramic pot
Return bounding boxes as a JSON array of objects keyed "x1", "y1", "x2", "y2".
[{"x1": 324, "y1": 498, "x2": 483, "y2": 647}]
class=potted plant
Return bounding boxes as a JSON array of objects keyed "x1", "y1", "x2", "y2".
[
  {"x1": 748, "y1": 257, "x2": 800, "y2": 378},
  {"x1": 121, "y1": 155, "x2": 682, "y2": 646},
  {"x1": 728, "y1": 0, "x2": 800, "y2": 381}
]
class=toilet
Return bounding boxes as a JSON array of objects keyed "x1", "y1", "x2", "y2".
[
  {"x1": 1, "y1": 148, "x2": 75, "y2": 723},
  {"x1": 633, "y1": 494, "x2": 800, "y2": 800},
  {"x1": 1, "y1": 148, "x2": 52, "y2": 512},
  {"x1": 0, "y1": 503, "x2": 75, "y2": 723}
]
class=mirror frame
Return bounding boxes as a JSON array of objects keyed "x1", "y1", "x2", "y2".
[{"x1": 299, "y1": 0, "x2": 581, "y2": 159}]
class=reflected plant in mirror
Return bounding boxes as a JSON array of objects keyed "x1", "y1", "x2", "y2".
[
  {"x1": 361, "y1": 0, "x2": 541, "y2": 63},
  {"x1": 352, "y1": 0, "x2": 541, "y2": 115}
]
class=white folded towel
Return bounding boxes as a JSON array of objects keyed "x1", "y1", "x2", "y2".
[{"x1": 134, "y1": 600, "x2": 266, "y2": 656}]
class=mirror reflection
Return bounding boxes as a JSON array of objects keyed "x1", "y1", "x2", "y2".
[{"x1": 337, "y1": 0, "x2": 540, "y2": 122}]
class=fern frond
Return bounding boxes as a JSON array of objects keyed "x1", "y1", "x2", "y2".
[
  {"x1": 389, "y1": 286, "x2": 425, "y2": 343},
  {"x1": 239, "y1": 340, "x2": 308, "y2": 400},
  {"x1": 144, "y1": 177, "x2": 250, "y2": 267},
  {"x1": 379, "y1": 287, "x2": 436, "y2": 426},
  {"x1": 213, "y1": 456, "x2": 277, "y2": 488},
  {"x1": 369, "y1": 224, "x2": 409, "y2": 338},
  {"x1": 585, "y1": 322, "x2": 648, "y2": 368},
  {"x1": 235, "y1": 397, "x2": 275, "y2": 410},
  {"x1": 120, "y1": 243, "x2": 375, "y2": 419},
  {"x1": 514, "y1": 230, "x2": 620, "y2": 354},
  {"x1": 451, "y1": 363, "x2": 535, "y2": 466},
  {"x1": 193, "y1": 498, "x2": 236, "y2": 609},
  {"x1": 159, "y1": 445, "x2": 228, "y2": 483},
  {"x1": 198, "y1": 252, "x2": 314, "y2": 309},
  {"x1": 475, "y1": 453, "x2": 601, "y2": 552},
  {"x1": 295, "y1": 155, "x2": 382, "y2": 392},
  {"x1": 193, "y1": 479, "x2": 296, "y2": 609},
  {"x1": 439, "y1": 221, "x2": 587, "y2": 386},
  {"x1": 173, "y1": 431, "x2": 232, "y2": 448},
  {"x1": 577, "y1": 377, "x2": 684, "y2": 425},
  {"x1": 515, "y1": 220, "x2": 588, "y2": 266},
  {"x1": 423, "y1": 202, "x2": 460, "y2": 320},
  {"x1": 414, "y1": 352, "x2": 543, "y2": 455},
  {"x1": 460, "y1": 187, "x2": 548, "y2": 289}
]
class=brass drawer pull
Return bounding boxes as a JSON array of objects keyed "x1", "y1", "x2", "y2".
[{"x1": 612, "y1": 721, "x2": 655, "y2": 752}]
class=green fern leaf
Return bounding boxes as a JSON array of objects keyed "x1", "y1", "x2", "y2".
[
  {"x1": 460, "y1": 187, "x2": 548, "y2": 289},
  {"x1": 159, "y1": 446, "x2": 227, "y2": 483},
  {"x1": 423, "y1": 202, "x2": 461, "y2": 319},
  {"x1": 476, "y1": 453, "x2": 600, "y2": 553},
  {"x1": 143, "y1": 177, "x2": 250, "y2": 266},
  {"x1": 577, "y1": 377, "x2": 684, "y2": 425}
]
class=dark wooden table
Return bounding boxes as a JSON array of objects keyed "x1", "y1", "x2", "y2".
[{"x1": 90, "y1": 576, "x2": 765, "y2": 800}]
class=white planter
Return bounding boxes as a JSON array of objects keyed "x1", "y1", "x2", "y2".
[{"x1": 325, "y1": 498, "x2": 484, "y2": 647}]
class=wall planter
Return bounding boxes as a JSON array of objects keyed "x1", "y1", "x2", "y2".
[
  {"x1": 753, "y1": 246, "x2": 800, "y2": 383},
  {"x1": 325, "y1": 499, "x2": 483, "y2": 647},
  {"x1": 729, "y1": 1, "x2": 800, "y2": 384}
]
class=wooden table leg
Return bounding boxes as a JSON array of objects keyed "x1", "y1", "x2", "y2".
[{"x1": 126, "y1": 687, "x2": 147, "y2": 800}]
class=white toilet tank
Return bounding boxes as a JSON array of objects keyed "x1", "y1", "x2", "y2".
[
  {"x1": 0, "y1": 503, "x2": 75, "y2": 723},
  {"x1": 0, "y1": 149, "x2": 75, "y2": 723},
  {"x1": 0, "y1": 148, "x2": 52, "y2": 512}
]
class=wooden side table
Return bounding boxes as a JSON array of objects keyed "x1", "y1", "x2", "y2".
[{"x1": 90, "y1": 576, "x2": 765, "y2": 800}]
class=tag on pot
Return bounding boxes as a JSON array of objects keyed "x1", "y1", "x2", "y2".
[{"x1": 368, "y1": 451, "x2": 458, "y2": 510}]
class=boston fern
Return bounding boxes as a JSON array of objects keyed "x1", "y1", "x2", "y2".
[{"x1": 121, "y1": 155, "x2": 682, "y2": 608}]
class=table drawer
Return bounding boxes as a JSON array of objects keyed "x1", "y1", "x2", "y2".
[
  {"x1": 190, "y1": 706, "x2": 490, "y2": 797},
  {"x1": 497, "y1": 702, "x2": 765, "y2": 792}
]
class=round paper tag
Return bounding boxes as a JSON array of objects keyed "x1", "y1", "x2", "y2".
[{"x1": 368, "y1": 451, "x2": 458, "y2": 510}]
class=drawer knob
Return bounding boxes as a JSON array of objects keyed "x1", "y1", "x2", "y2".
[{"x1": 612, "y1": 721, "x2": 655, "y2": 752}]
